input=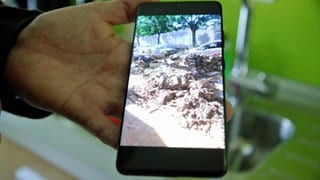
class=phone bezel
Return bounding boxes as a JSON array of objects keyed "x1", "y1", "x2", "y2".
[{"x1": 117, "y1": 146, "x2": 227, "y2": 177}]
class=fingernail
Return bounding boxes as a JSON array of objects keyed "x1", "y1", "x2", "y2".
[{"x1": 106, "y1": 116, "x2": 121, "y2": 126}]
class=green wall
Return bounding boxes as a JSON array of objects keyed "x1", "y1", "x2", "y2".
[
  {"x1": 248, "y1": 0, "x2": 320, "y2": 87},
  {"x1": 218, "y1": 0, "x2": 320, "y2": 87}
]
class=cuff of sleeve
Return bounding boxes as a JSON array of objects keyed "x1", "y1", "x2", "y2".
[{"x1": 0, "y1": 7, "x2": 52, "y2": 118}]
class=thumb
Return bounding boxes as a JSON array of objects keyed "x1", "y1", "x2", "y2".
[{"x1": 89, "y1": 0, "x2": 159, "y2": 25}]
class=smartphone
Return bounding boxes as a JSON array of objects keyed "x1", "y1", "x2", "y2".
[{"x1": 117, "y1": 1, "x2": 226, "y2": 177}]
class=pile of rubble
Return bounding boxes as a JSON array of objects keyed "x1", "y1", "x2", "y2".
[{"x1": 128, "y1": 52, "x2": 224, "y2": 137}]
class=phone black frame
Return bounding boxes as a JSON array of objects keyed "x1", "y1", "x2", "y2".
[{"x1": 117, "y1": 1, "x2": 227, "y2": 177}]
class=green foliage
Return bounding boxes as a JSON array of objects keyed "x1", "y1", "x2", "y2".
[
  {"x1": 136, "y1": 16, "x2": 169, "y2": 36},
  {"x1": 136, "y1": 15, "x2": 220, "y2": 46},
  {"x1": 136, "y1": 15, "x2": 177, "y2": 44}
]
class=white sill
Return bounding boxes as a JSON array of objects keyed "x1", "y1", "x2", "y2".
[{"x1": 0, "y1": 112, "x2": 166, "y2": 180}]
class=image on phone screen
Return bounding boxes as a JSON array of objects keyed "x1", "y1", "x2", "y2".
[{"x1": 120, "y1": 11, "x2": 224, "y2": 149}]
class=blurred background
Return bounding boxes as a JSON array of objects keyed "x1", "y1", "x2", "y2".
[{"x1": 0, "y1": 0, "x2": 319, "y2": 179}]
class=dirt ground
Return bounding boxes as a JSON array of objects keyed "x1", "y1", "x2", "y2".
[{"x1": 120, "y1": 104, "x2": 225, "y2": 148}]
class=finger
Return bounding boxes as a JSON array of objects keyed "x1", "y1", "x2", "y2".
[
  {"x1": 91, "y1": 0, "x2": 158, "y2": 25},
  {"x1": 226, "y1": 100, "x2": 234, "y2": 122},
  {"x1": 98, "y1": 116, "x2": 121, "y2": 148},
  {"x1": 103, "y1": 99, "x2": 125, "y2": 120},
  {"x1": 84, "y1": 113, "x2": 120, "y2": 148}
]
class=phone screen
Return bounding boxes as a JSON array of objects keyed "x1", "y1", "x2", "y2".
[{"x1": 117, "y1": 2, "x2": 226, "y2": 177}]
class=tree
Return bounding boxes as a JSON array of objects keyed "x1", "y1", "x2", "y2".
[
  {"x1": 179, "y1": 15, "x2": 219, "y2": 47},
  {"x1": 136, "y1": 15, "x2": 176, "y2": 45},
  {"x1": 135, "y1": 16, "x2": 151, "y2": 46}
]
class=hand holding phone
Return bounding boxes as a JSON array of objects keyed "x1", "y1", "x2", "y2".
[{"x1": 117, "y1": 1, "x2": 227, "y2": 177}]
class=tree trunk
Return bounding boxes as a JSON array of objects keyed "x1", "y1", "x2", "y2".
[
  {"x1": 157, "y1": 33, "x2": 161, "y2": 45},
  {"x1": 191, "y1": 27, "x2": 197, "y2": 47},
  {"x1": 136, "y1": 36, "x2": 140, "y2": 46}
]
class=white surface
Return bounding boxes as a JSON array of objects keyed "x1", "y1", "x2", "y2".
[
  {"x1": 15, "y1": 166, "x2": 45, "y2": 180},
  {"x1": 0, "y1": 112, "x2": 167, "y2": 180}
]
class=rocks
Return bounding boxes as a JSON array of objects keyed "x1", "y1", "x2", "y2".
[
  {"x1": 176, "y1": 94, "x2": 224, "y2": 134},
  {"x1": 166, "y1": 76, "x2": 180, "y2": 89},
  {"x1": 134, "y1": 55, "x2": 153, "y2": 62},
  {"x1": 163, "y1": 75, "x2": 191, "y2": 90},
  {"x1": 128, "y1": 52, "x2": 224, "y2": 137},
  {"x1": 157, "y1": 90, "x2": 176, "y2": 105},
  {"x1": 190, "y1": 80, "x2": 215, "y2": 101}
]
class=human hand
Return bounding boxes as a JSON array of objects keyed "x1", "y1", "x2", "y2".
[
  {"x1": 4, "y1": 0, "x2": 233, "y2": 148},
  {"x1": 5, "y1": 0, "x2": 157, "y2": 148}
]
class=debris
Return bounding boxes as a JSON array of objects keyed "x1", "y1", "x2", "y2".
[{"x1": 128, "y1": 52, "x2": 224, "y2": 137}]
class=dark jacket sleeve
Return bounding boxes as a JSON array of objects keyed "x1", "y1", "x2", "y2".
[{"x1": 0, "y1": 6, "x2": 52, "y2": 118}]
